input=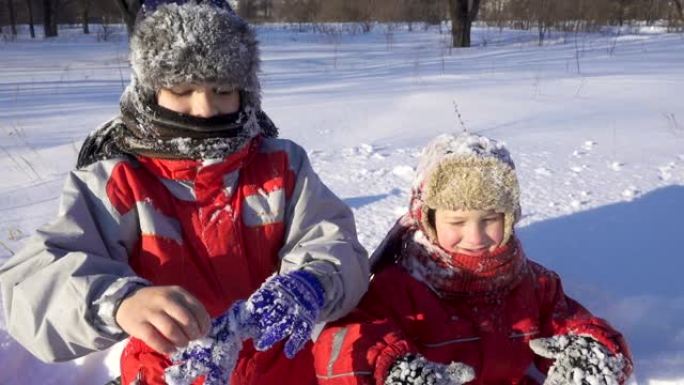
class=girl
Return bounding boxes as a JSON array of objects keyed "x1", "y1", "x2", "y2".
[{"x1": 313, "y1": 133, "x2": 632, "y2": 385}]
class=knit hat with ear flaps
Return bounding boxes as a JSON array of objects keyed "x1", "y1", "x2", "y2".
[
  {"x1": 130, "y1": 0, "x2": 261, "y2": 109},
  {"x1": 414, "y1": 133, "x2": 521, "y2": 247}
]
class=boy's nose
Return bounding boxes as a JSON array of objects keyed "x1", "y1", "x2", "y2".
[{"x1": 189, "y1": 91, "x2": 219, "y2": 118}]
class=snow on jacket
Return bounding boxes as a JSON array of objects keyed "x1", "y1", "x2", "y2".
[
  {"x1": 0, "y1": 134, "x2": 369, "y2": 385},
  {"x1": 313, "y1": 256, "x2": 632, "y2": 385}
]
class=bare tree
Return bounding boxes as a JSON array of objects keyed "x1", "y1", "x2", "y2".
[
  {"x1": 114, "y1": 0, "x2": 139, "y2": 34},
  {"x1": 43, "y1": 0, "x2": 58, "y2": 37},
  {"x1": 79, "y1": 0, "x2": 91, "y2": 33},
  {"x1": 274, "y1": 0, "x2": 321, "y2": 25},
  {"x1": 237, "y1": 0, "x2": 257, "y2": 19},
  {"x1": 7, "y1": 0, "x2": 17, "y2": 35},
  {"x1": 448, "y1": 0, "x2": 482, "y2": 47},
  {"x1": 26, "y1": 0, "x2": 35, "y2": 37},
  {"x1": 673, "y1": 0, "x2": 684, "y2": 20}
]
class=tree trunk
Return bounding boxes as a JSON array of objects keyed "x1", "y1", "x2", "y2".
[
  {"x1": 114, "y1": 0, "x2": 140, "y2": 35},
  {"x1": 673, "y1": 0, "x2": 684, "y2": 20},
  {"x1": 26, "y1": 0, "x2": 36, "y2": 38},
  {"x1": 448, "y1": 0, "x2": 481, "y2": 47},
  {"x1": 43, "y1": 0, "x2": 58, "y2": 37},
  {"x1": 8, "y1": 0, "x2": 18, "y2": 36},
  {"x1": 262, "y1": 0, "x2": 271, "y2": 19},
  {"x1": 82, "y1": 0, "x2": 89, "y2": 34}
]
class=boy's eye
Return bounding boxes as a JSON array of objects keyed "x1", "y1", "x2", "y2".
[
  {"x1": 448, "y1": 222, "x2": 465, "y2": 226},
  {"x1": 214, "y1": 87, "x2": 236, "y2": 96},
  {"x1": 170, "y1": 88, "x2": 192, "y2": 96}
]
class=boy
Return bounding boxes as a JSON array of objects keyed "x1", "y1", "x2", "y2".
[{"x1": 0, "y1": 1, "x2": 369, "y2": 384}]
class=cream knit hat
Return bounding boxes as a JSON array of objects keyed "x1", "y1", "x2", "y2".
[{"x1": 414, "y1": 133, "x2": 521, "y2": 246}]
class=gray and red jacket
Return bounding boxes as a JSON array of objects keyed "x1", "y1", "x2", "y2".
[{"x1": 0, "y1": 134, "x2": 369, "y2": 384}]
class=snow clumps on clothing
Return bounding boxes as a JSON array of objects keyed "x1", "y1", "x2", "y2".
[
  {"x1": 385, "y1": 354, "x2": 475, "y2": 385},
  {"x1": 530, "y1": 335, "x2": 629, "y2": 385}
]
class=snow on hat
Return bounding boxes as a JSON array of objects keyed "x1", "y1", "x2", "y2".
[
  {"x1": 130, "y1": 0, "x2": 261, "y2": 108},
  {"x1": 414, "y1": 133, "x2": 521, "y2": 247}
]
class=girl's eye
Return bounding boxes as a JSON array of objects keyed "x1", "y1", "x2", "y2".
[{"x1": 449, "y1": 222, "x2": 465, "y2": 227}]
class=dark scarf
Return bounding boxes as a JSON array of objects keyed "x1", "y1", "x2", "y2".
[{"x1": 76, "y1": 87, "x2": 278, "y2": 169}]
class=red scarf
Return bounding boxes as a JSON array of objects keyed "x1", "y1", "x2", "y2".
[
  {"x1": 400, "y1": 231, "x2": 526, "y2": 297},
  {"x1": 371, "y1": 214, "x2": 527, "y2": 298}
]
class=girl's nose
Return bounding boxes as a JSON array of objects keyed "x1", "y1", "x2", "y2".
[
  {"x1": 189, "y1": 90, "x2": 218, "y2": 118},
  {"x1": 463, "y1": 223, "x2": 486, "y2": 246}
]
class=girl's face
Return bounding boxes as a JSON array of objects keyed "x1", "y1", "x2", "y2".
[
  {"x1": 157, "y1": 83, "x2": 240, "y2": 117},
  {"x1": 434, "y1": 209, "x2": 505, "y2": 256}
]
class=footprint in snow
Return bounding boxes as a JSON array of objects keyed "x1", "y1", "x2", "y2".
[
  {"x1": 569, "y1": 199, "x2": 588, "y2": 209},
  {"x1": 658, "y1": 162, "x2": 676, "y2": 181},
  {"x1": 622, "y1": 186, "x2": 640, "y2": 200},
  {"x1": 570, "y1": 165, "x2": 588, "y2": 173},
  {"x1": 568, "y1": 191, "x2": 591, "y2": 209},
  {"x1": 358, "y1": 143, "x2": 375, "y2": 155},
  {"x1": 343, "y1": 146, "x2": 374, "y2": 158},
  {"x1": 582, "y1": 140, "x2": 597, "y2": 151},
  {"x1": 609, "y1": 161, "x2": 624, "y2": 171},
  {"x1": 392, "y1": 165, "x2": 415, "y2": 182},
  {"x1": 534, "y1": 167, "x2": 553, "y2": 176}
]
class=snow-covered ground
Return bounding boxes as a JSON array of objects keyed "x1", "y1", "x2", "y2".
[{"x1": 1, "y1": 23, "x2": 683, "y2": 385}]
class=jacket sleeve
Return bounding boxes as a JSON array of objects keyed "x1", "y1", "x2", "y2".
[
  {"x1": 313, "y1": 268, "x2": 418, "y2": 385},
  {"x1": 276, "y1": 140, "x2": 370, "y2": 322},
  {"x1": 0, "y1": 159, "x2": 147, "y2": 362},
  {"x1": 533, "y1": 263, "x2": 634, "y2": 379}
]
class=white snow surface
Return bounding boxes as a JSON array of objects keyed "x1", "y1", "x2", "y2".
[{"x1": 1, "y1": 24, "x2": 683, "y2": 385}]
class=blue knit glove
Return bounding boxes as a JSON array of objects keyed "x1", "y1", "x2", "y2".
[
  {"x1": 165, "y1": 303, "x2": 250, "y2": 385},
  {"x1": 244, "y1": 270, "x2": 325, "y2": 358}
]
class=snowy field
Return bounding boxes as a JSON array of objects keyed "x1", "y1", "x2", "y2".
[{"x1": 1, "y1": 23, "x2": 683, "y2": 385}]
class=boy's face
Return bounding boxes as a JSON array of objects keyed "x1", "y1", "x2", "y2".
[
  {"x1": 157, "y1": 83, "x2": 241, "y2": 117},
  {"x1": 434, "y1": 209, "x2": 504, "y2": 256}
]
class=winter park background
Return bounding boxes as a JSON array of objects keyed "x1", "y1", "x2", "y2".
[{"x1": 0, "y1": 22, "x2": 683, "y2": 385}]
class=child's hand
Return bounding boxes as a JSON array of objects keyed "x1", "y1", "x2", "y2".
[
  {"x1": 165, "y1": 303, "x2": 250, "y2": 385},
  {"x1": 385, "y1": 354, "x2": 475, "y2": 385},
  {"x1": 530, "y1": 335, "x2": 628, "y2": 385},
  {"x1": 115, "y1": 286, "x2": 212, "y2": 355},
  {"x1": 243, "y1": 270, "x2": 325, "y2": 358}
]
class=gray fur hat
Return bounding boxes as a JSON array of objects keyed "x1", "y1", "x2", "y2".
[{"x1": 129, "y1": 0, "x2": 261, "y2": 109}]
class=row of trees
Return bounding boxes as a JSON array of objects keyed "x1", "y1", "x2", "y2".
[
  {"x1": 0, "y1": 0, "x2": 123, "y2": 38},
  {"x1": 1, "y1": 0, "x2": 683, "y2": 45}
]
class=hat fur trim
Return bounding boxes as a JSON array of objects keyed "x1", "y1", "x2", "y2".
[{"x1": 130, "y1": 1, "x2": 261, "y2": 108}]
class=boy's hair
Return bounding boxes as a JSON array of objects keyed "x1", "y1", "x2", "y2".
[{"x1": 415, "y1": 133, "x2": 521, "y2": 246}]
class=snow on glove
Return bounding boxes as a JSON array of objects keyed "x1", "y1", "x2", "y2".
[
  {"x1": 244, "y1": 269, "x2": 325, "y2": 358},
  {"x1": 165, "y1": 302, "x2": 251, "y2": 385},
  {"x1": 529, "y1": 335, "x2": 628, "y2": 385},
  {"x1": 385, "y1": 354, "x2": 475, "y2": 385}
]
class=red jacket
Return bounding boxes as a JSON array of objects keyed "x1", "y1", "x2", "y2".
[
  {"x1": 117, "y1": 137, "x2": 315, "y2": 385},
  {"x1": 313, "y1": 260, "x2": 632, "y2": 385}
]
